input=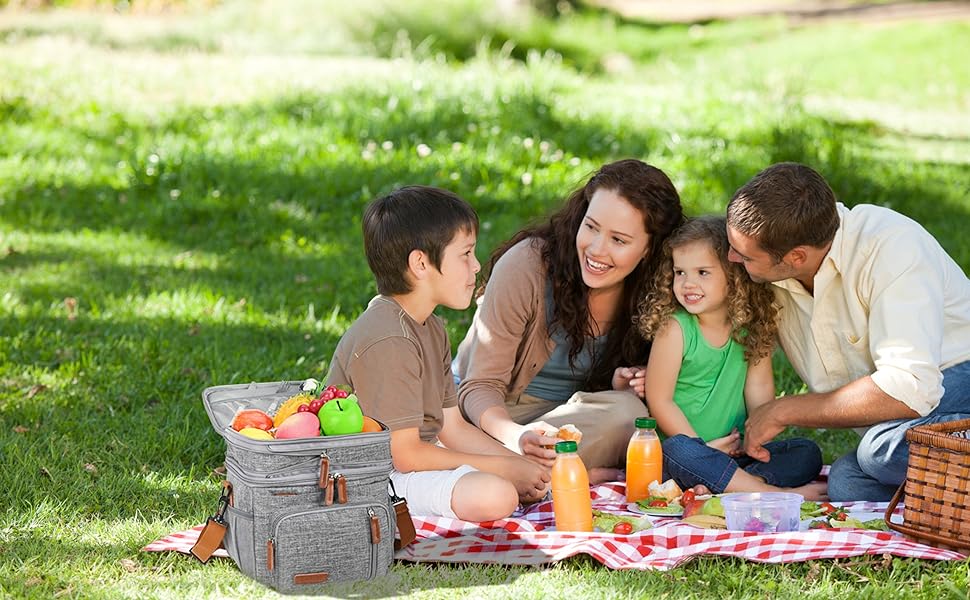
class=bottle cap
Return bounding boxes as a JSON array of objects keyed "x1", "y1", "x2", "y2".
[
  {"x1": 555, "y1": 440, "x2": 578, "y2": 453},
  {"x1": 635, "y1": 417, "x2": 656, "y2": 429}
]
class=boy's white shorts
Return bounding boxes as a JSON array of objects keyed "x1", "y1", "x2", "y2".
[{"x1": 389, "y1": 464, "x2": 477, "y2": 519}]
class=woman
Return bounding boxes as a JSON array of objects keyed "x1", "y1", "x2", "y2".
[{"x1": 454, "y1": 159, "x2": 684, "y2": 482}]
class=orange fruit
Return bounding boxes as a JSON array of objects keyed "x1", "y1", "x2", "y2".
[{"x1": 361, "y1": 416, "x2": 383, "y2": 433}]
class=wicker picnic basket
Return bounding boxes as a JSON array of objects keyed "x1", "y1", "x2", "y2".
[{"x1": 884, "y1": 418, "x2": 970, "y2": 551}]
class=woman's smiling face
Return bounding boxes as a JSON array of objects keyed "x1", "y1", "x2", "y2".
[{"x1": 575, "y1": 188, "x2": 651, "y2": 293}]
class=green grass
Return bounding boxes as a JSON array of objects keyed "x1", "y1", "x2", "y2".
[{"x1": 2, "y1": 1, "x2": 970, "y2": 598}]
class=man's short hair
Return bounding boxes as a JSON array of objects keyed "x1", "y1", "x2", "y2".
[
  {"x1": 362, "y1": 186, "x2": 479, "y2": 295},
  {"x1": 727, "y1": 163, "x2": 840, "y2": 261}
]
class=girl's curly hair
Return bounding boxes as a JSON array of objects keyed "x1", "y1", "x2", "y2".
[
  {"x1": 479, "y1": 159, "x2": 684, "y2": 391},
  {"x1": 637, "y1": 215, "x2": 778, "y2": 361}
]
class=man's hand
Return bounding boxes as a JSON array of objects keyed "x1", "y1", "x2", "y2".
[
  {"x1": 517, "y1": 424, "x2": 558, "y2": 468},
  {"x1": 707, "y1": 428, "x2": 742, "y2": 457},
  {"x1": 612, "y1": 366, "x2": 646, "y2": 397},
  {"x1": 743, "y1": 402, "x2": 787, "y2": 462},
  {"x1": 502, "y1": 455, "x2": 551, "y2": 504}
]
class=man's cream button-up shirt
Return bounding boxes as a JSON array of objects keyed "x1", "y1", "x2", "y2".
[{"x1": 772, "y1": 203, "x2": 970, "y2": 416}]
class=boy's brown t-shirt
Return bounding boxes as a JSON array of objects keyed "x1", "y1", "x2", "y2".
[{"x1": 326, "y1": 295, "x2": 457, "y2": 443}]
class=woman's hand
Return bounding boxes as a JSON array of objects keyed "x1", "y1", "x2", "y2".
[
  {"x1": 612, "y1": 366, "x2": 646, "y2": 397},
  {"x1": 706, "y1": 428, "x2": 742, "y2": 457},
  {"x1": 517, "y1": 423, "x2": 558, "y2": 468}
]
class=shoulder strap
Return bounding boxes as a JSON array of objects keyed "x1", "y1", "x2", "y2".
[{"x1": 393, "y1": 498, "x2": 416, "y2": 550}]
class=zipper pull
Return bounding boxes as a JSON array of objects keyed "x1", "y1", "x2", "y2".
[
  {"x1": 325, "y1": 474, "x2": 335, "y2": 505},
  {"x1": 336, "y1": 474, "x2": 347, "y2": 504},
  {"x1": 267, "y1": 539, "x2": 275, "y2": 572},
  {"x1": 318, "y1": 455, "x2": 330, "y2": 489},
  {"x1": 368, "y1": 508, "x2": 380, "y2": 544}
]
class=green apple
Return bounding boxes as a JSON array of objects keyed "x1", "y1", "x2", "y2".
[
  {"x1": 701, "y1": 495, "x2": 724, "y2": 517},
  {"x1": 318, "y1": 394, "x2": 364, "y2": 436}
]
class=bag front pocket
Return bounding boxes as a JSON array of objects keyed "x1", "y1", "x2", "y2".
[
  {"x1": 222, "y1": 506, "x2": 256, "y2": 578},
  {"x1": 267, "y1": 502, "x2": 392, "y2": 593}
]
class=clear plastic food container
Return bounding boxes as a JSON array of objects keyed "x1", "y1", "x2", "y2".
[{"x1": 721, "y1": 492, "x2": 804, "y2": 533}]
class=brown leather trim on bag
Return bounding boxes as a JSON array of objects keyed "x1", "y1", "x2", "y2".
[
  {"x1": 324, "y1": 477, "x2": 335, "y2": 505},
  {"x1": 294, "y1": 572, "x2": 329, "y2": 585},
  {"x1": 266, "y1": 540, "x2": 274, "y2": 572},
  {"x1": 190, "y1": 518, "x2": 227, "y2": 564},
  {"x1": 394, "y1": 500, "x2": 416, "y2": 551},
  {"x1": 336, "y1": 475, "x2": 348, "y2": 504},
  {"x1": 318, "y1": 456, "x2": 330, "y2": 489},
  {"x1": 370, "y1": 513, "x2": 381, "y2": 544}
]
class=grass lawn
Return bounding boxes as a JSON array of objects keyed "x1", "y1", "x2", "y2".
[{"x1": 1, "y1": 1, "x2": 969, "y2": 597}]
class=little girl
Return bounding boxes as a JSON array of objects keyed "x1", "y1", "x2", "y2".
[{"x1": 636, "y1": 215, "x2": 826, "y2": 500}]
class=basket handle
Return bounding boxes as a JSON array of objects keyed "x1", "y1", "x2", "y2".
[
  {"x1": 883, "y1": 481, "x2": 905, "y2": 534},
  {"x1": 884, "y1": 482, "x2": 970, "y2": 551}
]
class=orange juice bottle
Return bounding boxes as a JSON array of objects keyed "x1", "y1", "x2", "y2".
[
  {"x1": 625, "y1": 417, "x2": 663, "y2": 503},
  {"x1": 551, "y1": 440, "x2": 593, "y2": 532}
]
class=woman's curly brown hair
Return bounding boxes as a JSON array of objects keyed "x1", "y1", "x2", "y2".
[
  {"x1": 637, "y1": 215, "x2": 778, "y2": 361},
  {"x1": 479, "y1": 159, "x2": 684, "y2": 391}
]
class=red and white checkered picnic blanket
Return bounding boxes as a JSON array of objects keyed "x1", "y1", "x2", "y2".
[{"x1": 143, "y1": 482, "x2": 966, "y2": 569}]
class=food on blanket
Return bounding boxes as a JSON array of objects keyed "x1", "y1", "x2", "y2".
[
  {"x1": 613, "y1": 522, "x2": 633, "y2": 534},
  {"x1": 238, "y1": 427, "x2": 274, "y2": 440},
  {"x1": 231, "y1": 409, "x2": 274, "y2": 432},
  {"x1": 361, "y1": 416, "x2": 383, "y2": 433},
  {"x1": 722, "y1": 492, "x2": 802, "y2": 533},
  {"x1": 648, "y1": 479, "x2": 682, "y2": 502},
  {"x1": 700, "y1": 495, "x2": 724, "y2": 517},
  {"x1": 683, "y1": 514, "x2": 727, "y2": 529},
  {"x1": 319, "y1": 395, "x2": 364, "y2": 436},
  {"x1": 808, "y1": 516, "x2": 888, "y2": 531},
  {"x1": 635, "y1": 497, "x2": 683, "y2": 515},
  {"x1": 591, "y1": 510, "x2": 651, "y2": 533},
  {"x1": 275, "y1": 412, "x2": 322, "y2": 439},
  {"x1": 273, "y1": 393, "x2": 314, "y2": 428}
]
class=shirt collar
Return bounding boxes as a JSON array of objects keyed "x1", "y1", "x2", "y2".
[{"x1": 770, "y1": 202, "x2": 849, "y2": 295}]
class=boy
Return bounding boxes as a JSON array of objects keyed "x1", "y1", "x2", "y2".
[{"x1": 326, "y1": 186, "x2": 550, "y2": 520}]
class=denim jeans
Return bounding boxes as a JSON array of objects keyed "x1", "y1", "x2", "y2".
[
  {"x1": 828, "y1": 360, "x2": 970, "y2": 502},
  {"x1": 662, "y1": 434, "x2": 823, "y2": 494}
]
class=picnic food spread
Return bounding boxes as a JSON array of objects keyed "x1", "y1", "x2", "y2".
[
  {"x1": 228, "y1": 381, "x2": 380, "y2": 440},
  {"x1": 590, "y1": 481, "x2": 892, "y2": 533}
]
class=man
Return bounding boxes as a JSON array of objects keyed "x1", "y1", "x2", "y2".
[{"x1": 725, "y1": 162, "x2": 970, "y2": 501}]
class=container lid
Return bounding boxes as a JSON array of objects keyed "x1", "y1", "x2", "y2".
[
  {"x1": 635, "y1": 417, "x2": 657, "y2": 429},
  {"x1": 555, "y1": 440, "x2": 578, "y2": 453}
]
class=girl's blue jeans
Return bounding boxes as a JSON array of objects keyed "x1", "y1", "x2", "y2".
[
  {"x1": 662, "y1": 435, "x2": 822, "y2": 494},
  {"x1": 827, "y1": 360, "x2": 970, "y2": 502}
]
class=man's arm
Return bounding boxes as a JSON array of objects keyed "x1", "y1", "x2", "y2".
[{"x1": 743, "y1": 375, "x2": 918, "y2": 461}]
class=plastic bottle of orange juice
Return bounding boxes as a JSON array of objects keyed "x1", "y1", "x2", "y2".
[
  {"x1": 551, "y1": 440, "x2": 593, "y2": 532},
  {"x1": 625, "y1": 417, "x2": 663, "y2": 503}
]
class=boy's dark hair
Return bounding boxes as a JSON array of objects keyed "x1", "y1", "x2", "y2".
[
  {"x1": 727, "y1": 162, "x2": 840, "y2": 261},
  {"x1": 363, "y1": 186, "x2": 479, "y2": 295}
]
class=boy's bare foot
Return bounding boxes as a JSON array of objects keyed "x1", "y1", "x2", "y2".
[
  {"x1": 789, "y1": 481, "x2": 829, "y2": 502},
  {"x1": 589, "y1": 467, "x2": 623, "y2": 485}
]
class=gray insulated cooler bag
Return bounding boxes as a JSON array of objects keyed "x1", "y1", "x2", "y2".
[{"x1": 192, "y1": 380, "x2": 415, "y2": 594}]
